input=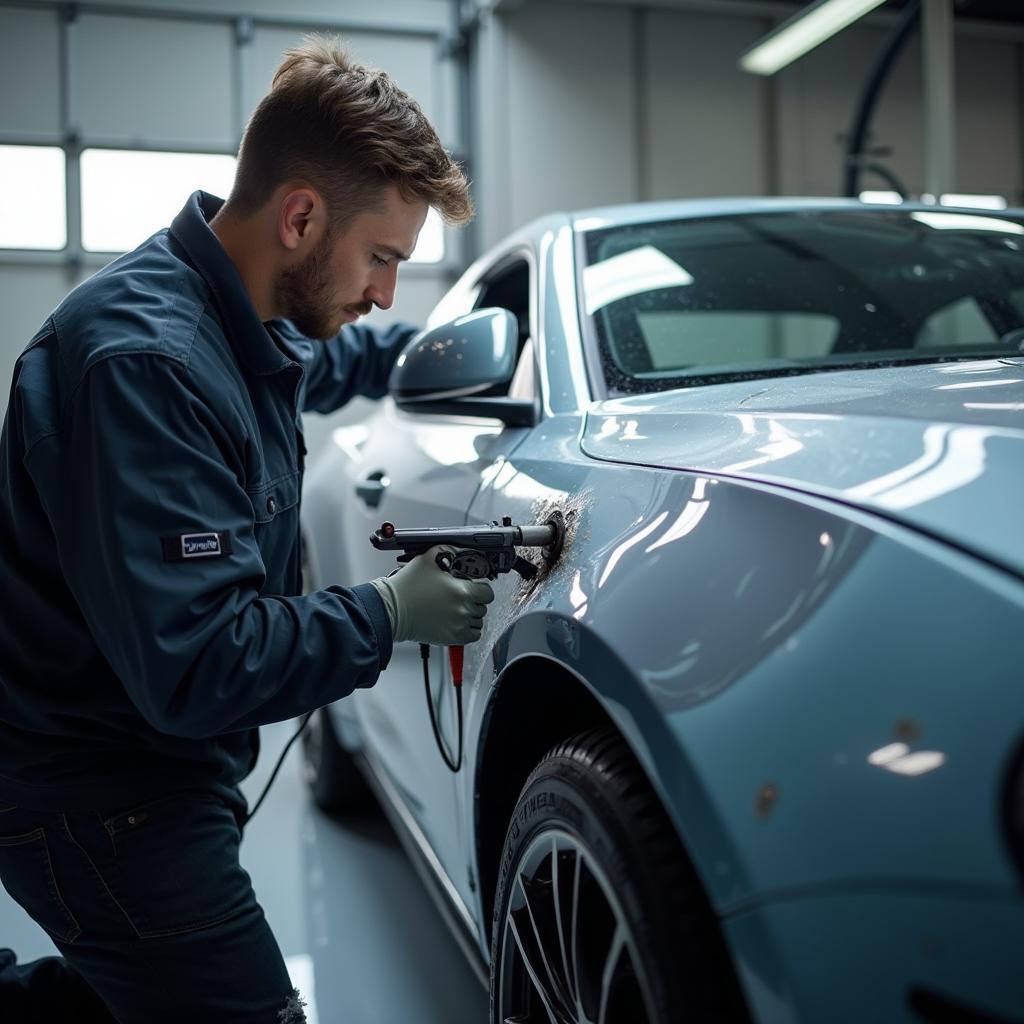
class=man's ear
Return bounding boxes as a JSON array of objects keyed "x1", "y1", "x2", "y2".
[{"x1": 277, "y1": 188, "x2": 323, "y2": 252}]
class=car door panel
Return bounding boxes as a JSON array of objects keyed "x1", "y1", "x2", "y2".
[{"x1": 343, "y1": 399, "x2": 531, "y2": 888}]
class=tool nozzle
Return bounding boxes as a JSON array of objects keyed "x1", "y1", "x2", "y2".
[
  {"x1": 520, "y1": 511, "x2": 566, "y2": 567},
  {"x1": 518, "y1": 524, "x2": 557, "y2": 547}
]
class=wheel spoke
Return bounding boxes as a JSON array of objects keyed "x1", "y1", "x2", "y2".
[
  {"x1": 570, "y1": 847, "x2": 583, "y2": 1016},
  {"x1": 499, "y1": 826, "x2": 658, "y2": 1024},
  {"x1": 508, "y1": 913, "x2": 560, "y2": 1024},
  {"x1": 551, "y1": 838, "x2": 575, "y2": 1007},
  {"x1": 597, "y1": 924, "x2": 626, "y2": 1024},
  {"x1": 517, "y1": 873, "x2": 572, "y2": 1015}
]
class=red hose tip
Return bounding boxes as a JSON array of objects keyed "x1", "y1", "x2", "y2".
[{"x1": 448, "y1": 645, "x2": 464, "y2": 688}]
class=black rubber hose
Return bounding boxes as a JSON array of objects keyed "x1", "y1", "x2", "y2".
[
  {"x1": 842, "y1": 0, "x2": 921, "y2": 198},
  {"x1": 421, "y1": 643, "x2": 462, "y2": 773}
]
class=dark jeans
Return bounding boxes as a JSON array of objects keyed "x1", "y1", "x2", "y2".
[{"x1": 0, "y1": 791, "x2": 306, "y2": 1023}]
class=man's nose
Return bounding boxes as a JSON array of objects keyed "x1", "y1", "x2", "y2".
[{"x1": 367, "y1": 266, "x2": 398, "y2": 310}]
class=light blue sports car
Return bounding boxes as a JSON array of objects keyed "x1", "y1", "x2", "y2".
[{"x1": 301, "y1": 199, "x2": 1024, "y2": 1023}]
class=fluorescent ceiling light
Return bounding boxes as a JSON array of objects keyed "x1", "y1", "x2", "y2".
[{"x1": 740, "y1": 0, "x2": 887, "y2": 76}]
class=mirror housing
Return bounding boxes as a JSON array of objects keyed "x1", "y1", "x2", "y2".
[{"x1": 389, "y1": 308, "x2": 537, "y2": 426}]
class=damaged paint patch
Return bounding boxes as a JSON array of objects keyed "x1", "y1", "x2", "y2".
[
  {"x1": 497, "y1": 490, "x2": 595, "y2": 634},
  {"x1": 474, "y1": 490, "x2": 595, "y2": 668},
  {"x1": 278, "y1": 988, "x2": 307, "y2": 1023},
  {"x1": 518, "y1": 489, "x2": 592, "y2": 592}
]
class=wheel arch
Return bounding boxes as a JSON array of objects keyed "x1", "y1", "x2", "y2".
[
  {"x1": 472, "y1": 648, "x2": 734, "y2": 950},
  {"x1": 473, "y1": 655, "x2": 611, "y2": 930}
]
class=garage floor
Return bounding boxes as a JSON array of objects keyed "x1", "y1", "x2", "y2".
[{"x1": 0, "y1": 720, "x2": 488, "y2": 1023}]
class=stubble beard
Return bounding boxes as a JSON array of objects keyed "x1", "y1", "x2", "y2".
[{"x1": 276, "y1": 231, "x2": 345, "y2": 341}]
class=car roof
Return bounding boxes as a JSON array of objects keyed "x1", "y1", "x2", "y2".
[{"x1": 562, "y1": 196, "x2": 1024, "y2": 231}]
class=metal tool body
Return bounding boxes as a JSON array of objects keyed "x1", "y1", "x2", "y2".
[{"x1": 371, "y1": 515, "x2": 563, "y2": 582}]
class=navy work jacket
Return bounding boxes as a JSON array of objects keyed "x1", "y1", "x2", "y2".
[{"x1": 0, "y1": 191, "x2": 414, "y2": 811}]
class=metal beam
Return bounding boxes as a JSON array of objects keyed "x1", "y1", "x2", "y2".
[
  {"x1": 0, "y1": 0, "x2": 441, "y2": 38},
  {"x1": 0, "y1": 134, "x2": 237, "y2": 156},
  {"x1": 922, "y1": 0, "x2": 955, "y2": 199},
  {"x1": 59, "y1": 4, "x2": 83, "y2": 275}
]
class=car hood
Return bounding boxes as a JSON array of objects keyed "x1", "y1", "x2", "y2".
[{"x1": 581, "y1": 358, "x2": 1024, "y2": 577}]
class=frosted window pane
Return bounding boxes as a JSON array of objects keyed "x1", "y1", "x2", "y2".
[
  {"x1": 81, "y1": 150, "x2": 236, "y2": 252},
  {"x1": 0, "y1": 146, "x2": 66, "y2": 250},
  {"x1": 410, "y1": 206, "x2": 445, "y2": 264}
]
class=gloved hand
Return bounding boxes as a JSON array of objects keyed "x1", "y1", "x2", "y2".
[{"x1": 369, "y1": 546, "x2": 495, "y2": 646}]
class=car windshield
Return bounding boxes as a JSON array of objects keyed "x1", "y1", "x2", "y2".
[{"x1": 580, "y1": 208, "x2": 1024, "y2": 395}]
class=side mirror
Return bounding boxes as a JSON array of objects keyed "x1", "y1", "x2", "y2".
[{"x1": 390, "y1": 308, "x2": 537, "y2": 426}]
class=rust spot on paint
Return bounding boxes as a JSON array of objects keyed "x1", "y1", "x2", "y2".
[
  {"x1": 895, "y1": 719, "x2": 920, "y2": 743},
  {"x1": 755, "y1": 783, "x2": 779, "y2": 819}
]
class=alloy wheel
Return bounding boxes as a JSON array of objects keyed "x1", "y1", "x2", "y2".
[{"x1": 498, "y1": 828, "x2": 656, "y2": 1024}]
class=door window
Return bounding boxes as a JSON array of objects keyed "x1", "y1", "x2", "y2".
[{"x1": 475, "y1": 257, "x2": 535, "y2": 400}]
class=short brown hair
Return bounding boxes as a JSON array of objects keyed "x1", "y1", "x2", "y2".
[{"x1": 228, "y1": 35, "x2": 473, "y2": 227}]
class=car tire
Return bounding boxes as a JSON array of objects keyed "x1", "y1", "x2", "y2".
[
  {"x1": 490, "y1": 727, "x2": 749, "y2": 1024},
  {"x1": 301, "y1": 707, "x2": 372, "y2": 815}
]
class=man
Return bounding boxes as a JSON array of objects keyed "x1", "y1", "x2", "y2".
[{"x1": 0, "y1": 37, "x2": 491, "y2": 1022}]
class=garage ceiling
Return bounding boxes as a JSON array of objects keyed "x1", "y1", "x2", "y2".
[
  {"x1": 883, "y1": 0, "x2": 1022, "y2": 22},
  {"x1": 738, "y1": 0, "x2": 1024, "y2": 25}
]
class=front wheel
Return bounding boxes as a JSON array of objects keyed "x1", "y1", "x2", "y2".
[
  {"x1": 490, "y1": 728, "x2": 749, "y2": 1024},
  {"x1": 301, "y1": 707, "x2": 372, "y2": 815}
]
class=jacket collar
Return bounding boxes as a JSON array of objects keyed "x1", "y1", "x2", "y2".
[{"x1": 169, "y1": 191, "x2": 292, "y2": 376}]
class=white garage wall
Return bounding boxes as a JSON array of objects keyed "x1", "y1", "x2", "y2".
[
  {"x1": 774, "y1": 20, "x2": 928, "y2": 197},
  {"x1": 643, "y1": 8, "x2": 774, "y2": 200},
  {"x1": 775, "y1": 20, "x2": 1022, "y2": 200},
  {"x1": 504, "y1": 2, "x2": 639, "y2": 227},
  {"x1": 0, "y1": 7, "x2": 61, "y2": 136},
  {"x1": 75, "y1": 14, "x2": 237, "y2": 147},
  {"x1": 955, "y1": 33, "x2": 1023, "y2": 198}
]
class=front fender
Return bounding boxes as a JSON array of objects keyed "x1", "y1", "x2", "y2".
[
  {"x1": 470, "y1": 455, "x2": 1024, "y2": 911},
  {"x1": 485, "y1": 606, "x2": 751, "y2": 899}
]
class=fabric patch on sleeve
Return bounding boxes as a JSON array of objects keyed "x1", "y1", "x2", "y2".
[{"x1": 161, "y1": 531, "x2": 233, "y2": 562}]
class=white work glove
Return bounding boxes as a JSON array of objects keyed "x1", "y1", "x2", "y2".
[{"x1": 369, "y1": 545, "x2": 495, "y2": 646}]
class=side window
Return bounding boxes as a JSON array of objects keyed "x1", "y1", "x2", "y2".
[{"x1": 474, "y1": 258, "x2": 534, "y2": 400}]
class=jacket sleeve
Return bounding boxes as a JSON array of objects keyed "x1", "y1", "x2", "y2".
[
  {"x1": 25, "y1": 352, "x2": 392, "y2": 739},
  {"x1": 275, "y1": 319, "x2": 420, "y2": 414}
]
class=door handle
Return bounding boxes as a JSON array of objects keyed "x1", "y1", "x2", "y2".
[{"x1": 356, "y1": 471, "x2": 390, "y2": 508}]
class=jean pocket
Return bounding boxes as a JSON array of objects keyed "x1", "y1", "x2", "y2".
[
  {"x1": 86, "y1": 793, "x2": 253, "y2": 939},
  {"x1": 0, "y1": 828, "x2": 81, "y2": 943}
]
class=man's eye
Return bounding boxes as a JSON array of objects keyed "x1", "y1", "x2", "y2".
[{"x1": 372, "y1": 255, "x2": 388, "y2": 268}]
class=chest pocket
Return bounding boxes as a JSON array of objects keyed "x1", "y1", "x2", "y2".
[{"x1": 247, "y1": 470, "x2": 300, "y2": 525}]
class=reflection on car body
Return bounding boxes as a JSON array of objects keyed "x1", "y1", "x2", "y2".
[{"x1": 302, "y1": 199, "x2": 1024, "y2": 1023}]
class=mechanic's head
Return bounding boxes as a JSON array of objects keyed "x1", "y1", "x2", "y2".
[{"x1": 219, "y1": 35, "x2": 473, "y2": 339}]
